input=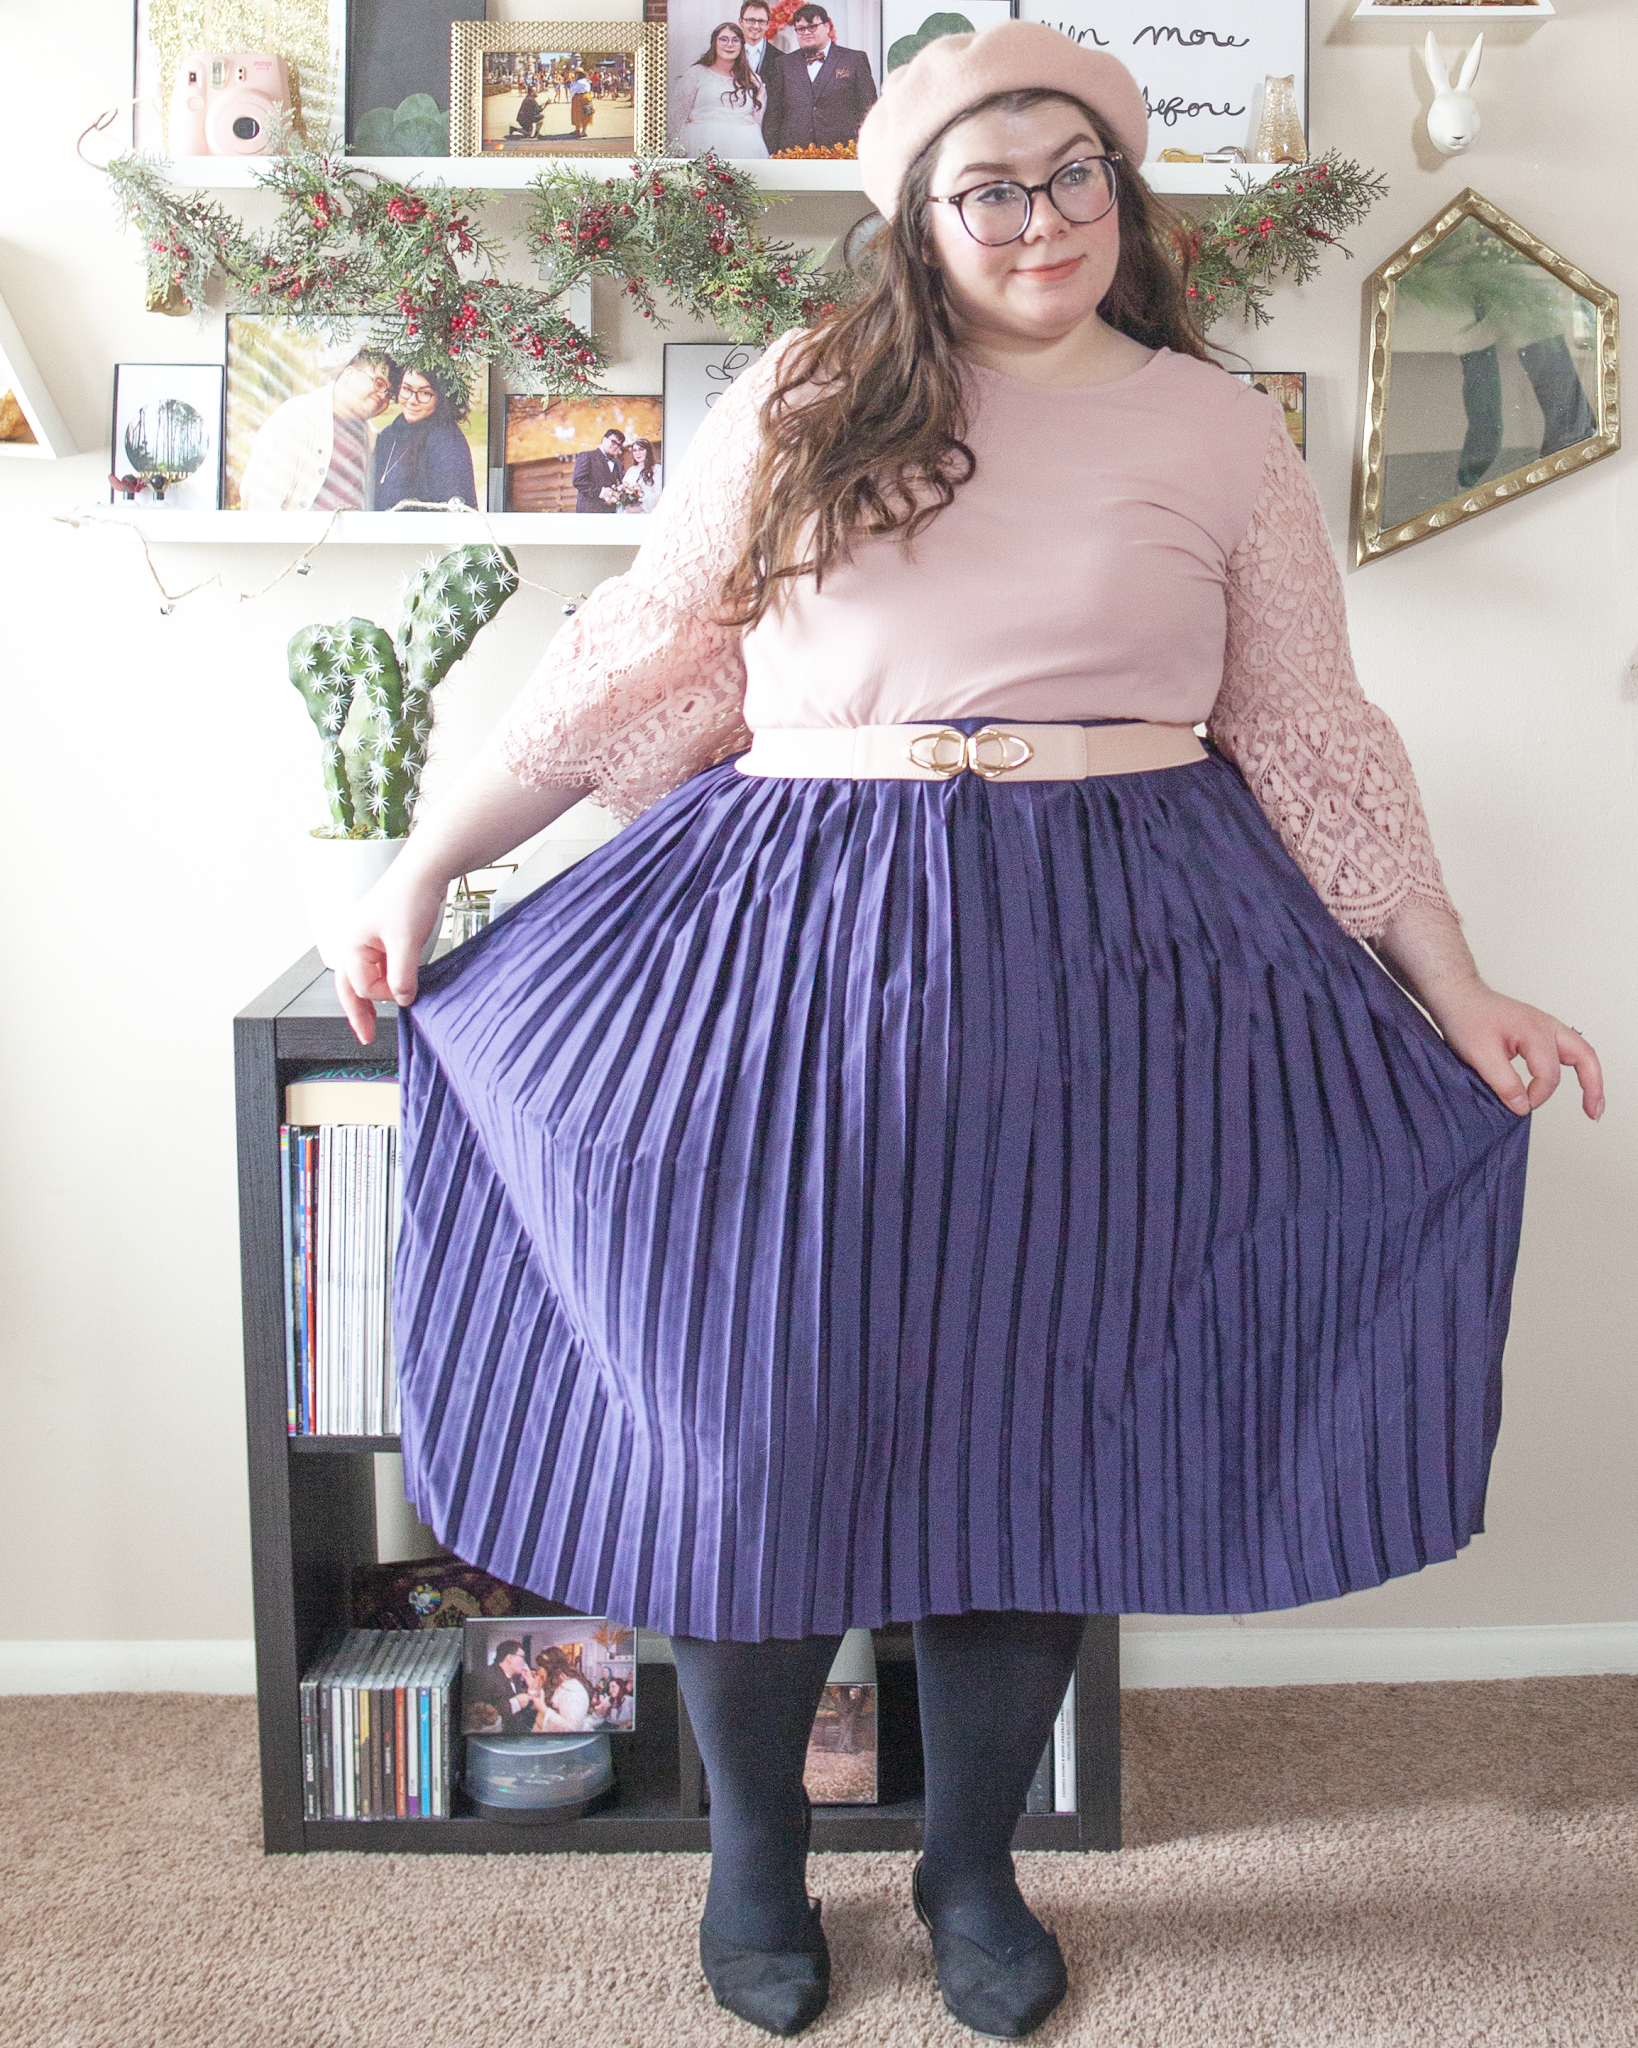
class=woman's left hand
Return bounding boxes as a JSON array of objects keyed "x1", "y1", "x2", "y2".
[{"x1": 1423, "y1": 980, "x2": 1603, "y2": 1120}]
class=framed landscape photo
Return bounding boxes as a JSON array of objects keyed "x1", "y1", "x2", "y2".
[
  {"x1": 1232, "y1": 369, "x2": 1307, "y2": 456},
  {"x1": 1015, "y1": 0, "x2": 1308, "y2": 164},
  {"x1": 110, "y1": 363, "x2": 224, "y2": 508},
  {"x1": 503, "y1": 391, "x2": 663, "y2": 513},
  {"x1": 662, "y1": 341, "x2": 764, "y2": 473},
  {"x1": 224, "y1": 317, "x2": 488, "y2": 512},
  {"x1": 882, "y1": 0, "x2": 1015, "y2": 74},
  {"x1": 451, "y1": 21, "x2": 667, "y2": 157}
]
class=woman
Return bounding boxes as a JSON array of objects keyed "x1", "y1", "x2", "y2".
[
  {"x1": 669, "y1": 23, "x2": 769, "y2": 159},
  {"x1": 618, "y1": 435, "x2": 662, "y2": 512},
  {"x1": 569, "y1": 69, "x2": 593, "y2": 137},
  {"x1": 532, "y1": 1646, "x2": 594, "y2": 1732},
  {"x1": 373, "y1": 365, "x2": 477, "y2": 511},
  {"x1": 336, "y1": 23, "x2": 1601, "y2": 2041}
]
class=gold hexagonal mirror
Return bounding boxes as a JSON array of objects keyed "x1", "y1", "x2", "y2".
[{"x1": 1355, "y1": 189, "x2": 1619, "y2": 566}]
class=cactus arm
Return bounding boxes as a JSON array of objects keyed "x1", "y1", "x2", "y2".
[
  {"x1": 287, "y1": 624, "x2": 358, "y2": 834},
  {"x1": 394, "y1": 544, "x2": 522, "y2": 814},
  {"x1": 335, "y1": 620, "x2": 413, "y2": 839}
]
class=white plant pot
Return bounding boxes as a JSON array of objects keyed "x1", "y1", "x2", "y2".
[{"x1": 300, "y1": 833, "x2": 412, "y2": 970}]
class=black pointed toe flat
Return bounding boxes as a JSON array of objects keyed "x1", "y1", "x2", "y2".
[
  {"x1": 912, "y1": 1859, "x2": 1069, "y2": 2041},
  {"x1": 699, "y1": 1895, "x2": 831, "y2": 2036}
]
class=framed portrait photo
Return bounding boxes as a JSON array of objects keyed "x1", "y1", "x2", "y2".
[
  {"x1": 503, "y1": 392, "x2": 664, "y2": 514},
  {"x1": 1232, "y1": 369, "x2": 1307, "y2": 456},
  {"x1": 110, "y1": 363, "x2": 224, "y2": 508},
  {"x1": 662, "y1": 341, "x2": 764, "y2": 474},
  {"x1": 881, "y1": 0, "x2": 1015, "y2": 75},
  {"x1": 451, "y1": 21, "x2": 667, "y2": 157},
  {"x1": 461, "y1": 1616, "x2": 637, "y2": 1736},
  {"x1": 224, "y1": 317, "x2": 488, "y2": 513}
]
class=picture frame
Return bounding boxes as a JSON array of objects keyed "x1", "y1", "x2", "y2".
[
  {"x1": 502, "y1": 391, "x2": 664, "y2": 513},
  {"x1": 345, "y1": 0, "x2": 485, "y2": 155},
  {"x1": 882, "y1": 0, "x2": 1015, "y2": 74},
  {"x1": 461, "y1": 1616, "x2": 637, "y2": 1736},
  {"x1": 451, "y1": 21, "x2": 668, "y2": 157},
  {"x1": 1231, "y1": 369, "x2": 1307, "y2": 457},
  {"x1": 666, "y1": 0, "x2": 881, "y2": 157},
  {"x1": 224, "y1": 317, "x2": 489, "y2": 513},
  {"x1": 662, "y1": 341, "x2": 764, "y2": 475},
  {"x1": 0, "y1": 288, "x2": 75, "y2": 460},
  {"x1": 1015, "y1": 0, "x2": 1308, "y2": 165},
  {"x1": 110, "y1": 363, "x2": 224, "y2": 507},
  {"x1": 132, "y1": 0, "x2": 348, "y2": 153}
]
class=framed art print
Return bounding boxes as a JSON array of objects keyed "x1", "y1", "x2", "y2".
[
  {"x1": 1015, "y1": 0, "x2": 1308, "y2": 164},
  {"x1": 110, "y1": 362, "x2": 223, "y2": 506},
  {"x1": 0, "y1": 288, "x2": 75, "y2": 460},
  {"x1": 451, "y1": 21, "x2": 667, "y2": 157},
  {"x1": 882, "y1": 0, "x2": 1015, "y2": 73},
  {"x1": 662, "y1": 341, "x2": 764, "y2": 473},
  {"x1": 1232, "y1": 369, "x2": 1307, "y2": 456},
  {"x1": 225, "y1": 318, "x2": 488, "y2": 512}
]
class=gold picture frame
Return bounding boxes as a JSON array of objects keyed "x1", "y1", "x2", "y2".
[
  {"x1": 451, "y1": 21, "x2": 667, "y2": 159},
  {"x1": 1354, "y1": 187, "x2": 1619, "y2": 567}
]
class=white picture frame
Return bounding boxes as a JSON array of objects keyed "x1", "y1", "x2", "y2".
[
  {"x1": 110, "y1": 363, "x2": 224, "y2": 509},
  {"x1": 0, "y1": 289, "x2": 75, "y2": 461},
  {"x1": 1015, "y1": 0, "x2": 1309, "y2": 164},
  {"x1": 663, "y1": 341, "x2": 766, "y2": 476}
]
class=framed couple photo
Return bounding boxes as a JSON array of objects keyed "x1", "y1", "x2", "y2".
[
  {"x1": 451, "y1": 21, "x2": 668, "y2": 157},
  {"x1": 461, "y1": 1616, "x2": 637, "y2": 1737}
]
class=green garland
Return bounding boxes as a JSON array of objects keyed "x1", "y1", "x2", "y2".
[
  {"x1": 1182, "y1": 154, "x2": 1389, "y2": 329},
  {"x1": 100, "y1": 142, "x2": 1385, "y2": 388},
  {"x1": 102, "y1": 144, "x2": 854, "y2": 394}
]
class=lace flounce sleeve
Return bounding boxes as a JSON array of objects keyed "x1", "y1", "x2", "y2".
[
  {"x1": 1208, "y1": 412, "x2": 1459, "y2": 940},
  {"x1": 498, "y1": 343, "x2": 791, "y2": 820}
]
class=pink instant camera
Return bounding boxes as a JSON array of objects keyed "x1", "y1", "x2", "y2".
[{"x1": 169, "y1": 52, "x2": 291, "y2": 156}]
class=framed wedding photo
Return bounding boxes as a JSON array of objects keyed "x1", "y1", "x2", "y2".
[
  {"x1": 502, "y1": 392, "x2": 664, "y2": 513},
  {"x1": 461, "y1": 1616, "x2": 637, "y2": 1736},
  {"x1": 451, "y1": 21, "x2": 668, "y2": 158},
  {"x1": 1232, "y1": 369, "x2": 1307, "y2": 456},
  {"x1": 109, "y1": 363, "x2": 223, "y2": 509}
]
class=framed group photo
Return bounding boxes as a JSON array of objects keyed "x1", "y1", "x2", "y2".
[
  {"x1": 224, "y1": 317, "x2": 488, "y2": 513},
  {"x1": 665, "y1": 0, "x2": 881, "y2": 160},
  {"x1": 502, "y1": 392, "x2": 663, "y2": 514},
  {"x1": 110, "y1": 363, "x2": 224, "y2": 508},
  {"x1": 452, "y1": 21, "x2": 667, "y2": 157}
]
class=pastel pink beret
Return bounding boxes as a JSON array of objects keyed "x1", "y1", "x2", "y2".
[{"x1": 857, "y1": 20, "x2": 1149, "y2": 218}]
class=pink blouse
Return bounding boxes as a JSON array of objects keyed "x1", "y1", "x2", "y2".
[{"x1": 500, "y1": 339, "x2": 1455, "y2": 939}]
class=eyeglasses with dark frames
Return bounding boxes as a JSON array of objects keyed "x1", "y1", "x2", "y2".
[{"x1": 929, "y1": 154, "x2": 1122, "y2": 248}]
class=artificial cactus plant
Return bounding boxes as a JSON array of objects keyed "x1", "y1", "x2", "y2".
[{"x1": 288, "y1": 543, "x2": 520, "y2": 839}]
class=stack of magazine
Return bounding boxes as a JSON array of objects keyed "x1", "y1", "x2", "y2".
[
  {"x1": 300, "y1": 1628, "x2": 463, "y2": 1821},
  {"x1": 1024, "y1": 1677, "x2": 1078, "y2": 1815},
  {"x1": 280, "y1": 1068, "x2": 401, "y2": 1436}
]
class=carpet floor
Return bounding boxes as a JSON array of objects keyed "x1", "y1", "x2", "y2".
[{"x1": 3, "y1": 1677, "x2": 1635, "y2": 2048}]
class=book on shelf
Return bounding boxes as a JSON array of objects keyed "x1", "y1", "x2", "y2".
[
  {"x1": 301, "y1": 1629, "x2": 463, "y2": 1821},
  {"x1": 1053, "y1": 1673, "x2": 1077, "y2": 1814},
  {"x1": 281, "y1": 1067, "x2": 403, "y2": 1436}
]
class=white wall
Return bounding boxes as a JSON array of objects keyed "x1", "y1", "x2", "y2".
[{"x1": 0, "y1": 0, "x2": 1632, "y2": 1663}]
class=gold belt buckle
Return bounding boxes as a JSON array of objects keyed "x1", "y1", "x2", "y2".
[{"x1": 905, "y1": 726, "x2": 1036, "y2": 779}]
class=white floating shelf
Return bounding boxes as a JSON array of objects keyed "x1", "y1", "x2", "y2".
[
  {"x1": 160, "y1": 154, "x2": 1282, "y2": 197},
  {"x1": 127, "y1": 509, "x2": 651, "y2": 545},
  {"x1": 1352, "y1": 2, "x2": 1552, "y2": 16}
]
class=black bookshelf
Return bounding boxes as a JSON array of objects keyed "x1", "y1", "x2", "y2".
[{"x1": 236, "y1": 952, "x2": 1122, "y2": 1855}]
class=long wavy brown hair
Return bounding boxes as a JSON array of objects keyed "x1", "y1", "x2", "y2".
[{"x1": 718, "y1": 88, "x2": 1209, "y2": 628}]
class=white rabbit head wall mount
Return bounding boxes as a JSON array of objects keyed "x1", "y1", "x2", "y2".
[{"x1": 1423, "y1": 31, "x2": 1483, "y2": 155}]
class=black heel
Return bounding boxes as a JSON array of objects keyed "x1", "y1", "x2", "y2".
[
  {"x1": 912, "y1": 1859, "x2": 1068, "y2": 2040},
  {"x1": 699, "y1": 1790, "x2": 830, "y2": 2036}
]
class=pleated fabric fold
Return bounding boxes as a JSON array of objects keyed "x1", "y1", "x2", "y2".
[{"x1": 394, "y1": 724, "x2": 1529, "y2": 1640}]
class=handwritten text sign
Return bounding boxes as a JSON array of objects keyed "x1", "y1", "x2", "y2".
[{"x1": 1016, "y1": 1, "x2": 1308, "y2": 162}]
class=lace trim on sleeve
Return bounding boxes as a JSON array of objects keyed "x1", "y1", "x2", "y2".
[
  {"x1": 498, "y1": 341, "x2": 794, "y2": 820},
  {"x1": 1208, "y1": 413, "x2": 1459, "y2": 941}
]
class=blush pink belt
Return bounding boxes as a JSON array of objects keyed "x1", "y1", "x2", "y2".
[{"x1": 735, "y1": 721, "x2": 1207, "y2": 782}]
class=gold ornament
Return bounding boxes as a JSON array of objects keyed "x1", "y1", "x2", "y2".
[{"x1": 1252, "y1": 75, "x2": 1308, "y2": 165}]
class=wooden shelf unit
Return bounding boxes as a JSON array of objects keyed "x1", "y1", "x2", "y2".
[{"x1": 236, "y1": 950, "x2": 1123, "y2": 1855}]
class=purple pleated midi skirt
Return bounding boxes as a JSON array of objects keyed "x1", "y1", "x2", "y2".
[{"x1": 394, "y1": 719, "x2": 1529, "y2": 1641}]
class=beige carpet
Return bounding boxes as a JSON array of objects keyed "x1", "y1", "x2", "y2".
[{"x1": 3, "y1": 1678, "x2": 1635, "y2": 2048}]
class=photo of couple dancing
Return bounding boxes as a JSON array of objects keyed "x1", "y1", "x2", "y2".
[
  {"x1": 669, "y1": 0, "x2": 878, "y2": 158},
  {"x1": 464, "y1": 1623, "x2": 638, "y2": 1737}
]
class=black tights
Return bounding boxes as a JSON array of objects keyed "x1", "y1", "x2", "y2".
[{"x1": 670, "y1": 1610, "x2": 1087, "y2": 1955}]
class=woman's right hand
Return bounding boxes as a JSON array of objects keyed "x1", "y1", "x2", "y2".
[{"x1": 333, "y1": 863, "x2": 450, "y2": 1046}]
